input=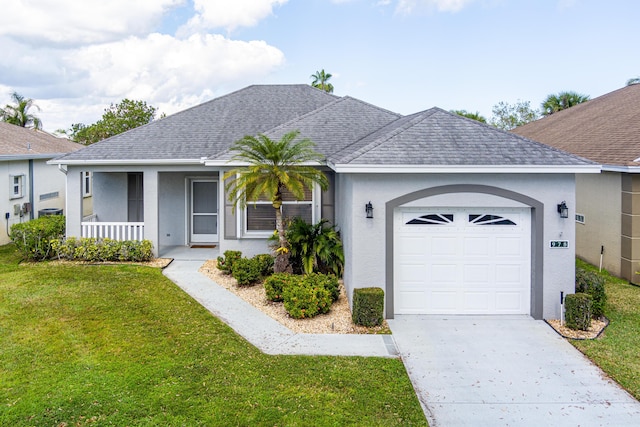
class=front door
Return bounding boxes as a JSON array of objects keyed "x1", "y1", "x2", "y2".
[{"x1": 190, "y1": 180, "x2": 218, "y2": 243}]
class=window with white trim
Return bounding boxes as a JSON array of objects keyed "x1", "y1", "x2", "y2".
[
  {"x1": 245, "y1": 187, "x2": 313, "y2": 233},
  {"x1": 10, "y1": 175, "x2": 24, "y2": 199},
  {"x1": 82, "y1": 171, "x2": 92, "y2": 197}
]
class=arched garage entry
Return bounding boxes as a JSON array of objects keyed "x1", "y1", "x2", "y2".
[{"x1": 385, "y1": 184, "x2": 544, "y2": 319}]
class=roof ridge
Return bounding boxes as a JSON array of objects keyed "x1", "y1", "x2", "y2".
[{"x1": 333, "y1": 108, "x2": 439, "y2": 164}]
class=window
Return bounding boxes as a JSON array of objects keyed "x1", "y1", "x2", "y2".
[
  {"x1": 575, "y1": 213, "x2": 585, "y2": 224},
  {"x1": 10, "y1": 175, "x2": 24, "y2": 199},
  {"x1": 406, "y1": 214, "x2": 454, "y2": 225},
  {"x1": 82, "y1": 171, "x2": 92, "y2": 197},
  {"x1": 245, "y1": 187, "x2": 313, "y2": 233},
  {"x1": 469, "y1": 214, "x2": 516, "y2": 225}
]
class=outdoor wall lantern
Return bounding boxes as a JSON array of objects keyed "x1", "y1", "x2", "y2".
[
  {"x1": 557, "y1": 201, "x2": 569, "y2": 219},
  {"x1": 365, "y1": 201, "x2": 374, "y2": 219}
]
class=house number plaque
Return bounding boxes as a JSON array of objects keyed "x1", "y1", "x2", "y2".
[{"x1": 549, "y1": 240, "x2": 569, "y2": 248}]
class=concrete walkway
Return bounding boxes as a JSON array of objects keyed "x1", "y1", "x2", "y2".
[
  {"x1": 388, "y1": 315, "x2": 640, "y2": 426},
  {"x1": 161, "y1": 252, "x2": 397, "y2": 358}
]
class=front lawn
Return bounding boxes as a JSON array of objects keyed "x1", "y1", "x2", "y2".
[
  {"x1": 0, "y1": 244, "x2": 427, "y2": 426},
  {"x1": 572, "y1": 259, "x2": 640, "y2": 400}
]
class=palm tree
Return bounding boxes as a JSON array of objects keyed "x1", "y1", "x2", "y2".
[
  {"x1": 224, "y1": 130, "x2": 329, "y2": 272},
  {"x1": 451, "y1": 109, "x2": 487, "y2": 123},
  {"x1": 541, "y1": 91, "x2": 590, "y2": 116},
  {"x1": 627, "y1": 77, "x2": 640, "y2": 86},
  {"x1": 0, "y1": 92, "x2": 42, "y2": 129},
  {"x1": 310, "y1": 69, "x2": 334, "y2": 93}
]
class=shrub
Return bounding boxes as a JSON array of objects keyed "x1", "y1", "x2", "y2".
[
  {"x1": 231, "y1": 257, "x2": 262, "y2": 286},
  {"x1": 264, "y1": 273, "x2": 298, "y2": 302},
  {"x1": 216, "y1": 250, "x2": 242, "y2": 274},
  {"x1": 50, "y1": 237, "x2": 154, "y2": 262},
  {"x1": 352, "y1": 287, "x2": 384, "y2": 327},
  {"x1": 575, "y1": 267, "x2": 607, "y2": 318},
  {"x1": 253, "y1": 253, "x2": 274, "y2": 277},
  {"x1": 285, "y1": 218, "x2": 344, "y2": 277},
  {"x1": 9, "y1": 215, "x2": 66, "y2": 260},
  {"x1": 305, "y1": 272, "x2": 340, "y2": 302},
  {"x1": 283, "y1": 277, "x2": 332, "y2": 319},
  {"x1": 565, "y1": 293, "x2": 593, "y2": 331}
]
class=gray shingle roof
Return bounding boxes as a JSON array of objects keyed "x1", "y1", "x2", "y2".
[
  {"x1": 54, "y1": 84, "x2": 595, "y2": 169},
  {"x1": 0, "y1": 122, "x2": 82, "y2": 159},
  {"x1": 55, "y1": 85, "x2": 338, "y2": 162},
  {"x1": 329, "y1": 108, "x2": 595, "y2": 166}
]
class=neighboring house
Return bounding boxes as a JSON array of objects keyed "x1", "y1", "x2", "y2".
[
  {"x1": 0, "y1": 122, "x2": 86, "y2": 245},
  {"x1": 513, "y1": 84, "x2": 640, "y2": 283},
  {"x1": 51, "y1": 85, "x2": 599, "y2": 319}
]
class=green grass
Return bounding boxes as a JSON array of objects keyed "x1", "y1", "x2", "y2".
[
  {"x1": 0, "y1": 244, "x2": 427, "y2": 426},
  {"x1": 572, "y1": 259, "x2": 640, "y2": 400}
]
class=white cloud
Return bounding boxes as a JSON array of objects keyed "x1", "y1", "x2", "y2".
[
  {"x1": 181, "y1": 0, "x2": 289, "y2": 33},
  {"x1": 396, "y1": 0, "x2": 476, "y2": 14},
  {"x1": 0, "y1": 0, "x2": 184, "y2": 46}
]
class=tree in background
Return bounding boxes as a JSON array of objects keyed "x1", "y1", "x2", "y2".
[
  {"x1": 59, "y1": 99, "x2": 160, "y2": 144},
  {"x1": 0, "y1": 92, "x2": 42, "y2": 129},
  {"x1": 451, "y1": 110, "x2": 487, "y2": 123},
  {"x1": 310, "y1": 69, "x2": 334, "y2": 93},
  {"x1": 224, "y1": 130, "x2": 328, "y2": 273},
  {"x1": 489, "y1": 100, "x2": 539, "y2": 130},
  {"x1": 627, "y1": 77, "x2": 640, "y2": 86},
  {"x1": 540, "y1": 91, "x2": 589, "y2": 116}
]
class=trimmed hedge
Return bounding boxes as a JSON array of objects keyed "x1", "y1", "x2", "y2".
[
  {"x1": 9, "y1": 215, "x2": 66, "y2": 260},
  {"x1": 565, "y1": 292, "x2": 593, "y2": 331},
  {"x1": 231, "y1": 257, "x2": 262, "y2": 286},
  {"x1": 50, "y1": 237, "x2": 154, "y2": 262},
  {"x1": 575, "y1": 267, "x2": 607, "y2": 318},
  {"x1": 352, "y1": 287, "x2": 384, "y2": 327}
]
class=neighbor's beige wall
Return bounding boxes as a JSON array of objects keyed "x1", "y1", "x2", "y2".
[
  {"x1": 575, "y1": 172, "x2": 621, "y2": 277},
  {"x1": 621, "y1": 174, "x2": 640, "y2": 283}
]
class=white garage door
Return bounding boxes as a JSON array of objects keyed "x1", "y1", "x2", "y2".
[{"x1": 395, "y1": 207, "x2": 531, "y2": 315}]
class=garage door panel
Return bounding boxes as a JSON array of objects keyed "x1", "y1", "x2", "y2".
[
  {"x1": 431, "y1": 236, "x2": 458, "y2": 256},
  {"x1": 431, "y1": 264, "x2": 459, "y2": 284},
  {"x1": 463, "y1": 237, "x2": 490, "y2": 256},
  {"x1": 430, "y1": 291, "x2": 459, "y2": 311},
  {"x1": 464, "y1": 292, "x2": 490, "y2": 311},
  {"x1": 463, "y1": 264, "x2": 490, "y2": 284},
  {"x1": 395, "y1": 207, "x2": 531, "y2": 315}
]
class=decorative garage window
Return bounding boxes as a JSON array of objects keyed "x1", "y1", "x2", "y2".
[
  {"x1": 10, "y1": 175, "x2": 24, "y2": 199},
  {"x1": 246, "y1": 187, "x2": 313, "y2": 232},
  {"x1": 575, "y1": 213, "x2": 585, "y2": 224},
  {"x1": 469, "y1": 214, "x2": 516, "y2": 225},
  {"x1": 406, "y1": 214, "x2": 454, "y2": 225}
]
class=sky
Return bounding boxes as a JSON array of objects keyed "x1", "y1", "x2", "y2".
[{"x1": 1, "y1": 0, "x2": 638, "y2": 134}]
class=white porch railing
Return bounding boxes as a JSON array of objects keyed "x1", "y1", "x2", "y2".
[{"x1": 81, "y1": 221, "x2": 145, "y2": 241}]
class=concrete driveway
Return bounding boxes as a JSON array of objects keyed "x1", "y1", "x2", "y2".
[{"x1": 388, "y1": 315, "x2": 640, "y2": 426}]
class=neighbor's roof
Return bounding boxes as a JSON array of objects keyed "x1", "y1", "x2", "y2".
[
  {"x1": 53, "y1": 85, "x2": 338, "y2": 164},
  {"x1": 327, "y1": 108, "x2": 596, "y2": 172},
  {"x1": 0, "y1": 122, "x2": 83, "y2": 160},
  {"x1": 513, "y1": 84, "x2": 640, "y2": 167}
]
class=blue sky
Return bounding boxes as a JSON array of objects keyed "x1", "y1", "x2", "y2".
[{"x1": 1, "y1": 0, "x2": 638, "y2": 133}]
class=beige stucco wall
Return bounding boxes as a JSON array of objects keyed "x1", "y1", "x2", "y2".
[{"x1": 575, "y1": 172, "x2": 622, "y2": 276}]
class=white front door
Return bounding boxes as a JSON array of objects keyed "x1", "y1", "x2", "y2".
[
  {"x1": 190, "y1": 180, "x2": 218, "y2": 243},
  {"x1": 394, "y1": 207, "x2": 531, "y2": 315}
]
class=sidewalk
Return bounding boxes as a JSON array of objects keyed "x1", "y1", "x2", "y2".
[{"x1": 162, "y1": 258, "x2": 398, "y2": 358}]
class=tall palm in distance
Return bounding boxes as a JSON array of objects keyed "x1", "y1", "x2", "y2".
[
  {"x1": 311, "y1": 69, "x2": 334, "y2": 93},
  {"x1": 541, "y1": 91, "x2": 590, "y2": 116},
  {"x1": 627, "y1": 77, "x2": 640, "y2": 86},
  {"x1": 224, "y1": 130, "x2": 329, "y2": 272},
  {"x1": 0, "y1": 91, "x2": 42, "y2": 129}
]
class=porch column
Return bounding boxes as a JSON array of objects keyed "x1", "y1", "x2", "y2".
[
  {"x1": 65, "y1": 167, "x2": 82, "y2": 239},
  {"x1": 143, "y1": 169, "x2": 160, "y2": 256}
]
